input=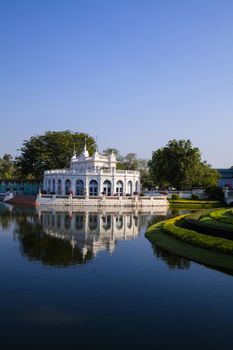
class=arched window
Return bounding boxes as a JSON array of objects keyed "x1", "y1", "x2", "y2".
[
  {"x1": 48, "y1": 179, "x2": 51, "y2": 193},
  {"x1": 57, "y1": 214, "x2": 61, "y2": 228},
  {"x1": 89, "y1": 180, "x2": 98, "y2": 196},
  {"x1": 76, "y1": 179, "x2": 84, "y2": 196},
  {"x1": 89, "y1": 214, "x2": 98, "y2": 230},
  {"x1": 65, "y1": 179, "x2": 71, "y2": 195},
  {"x1": 103, "y1": 180, "x2": 111, "y2": 196},
  {"x1": 57, "y1": 179, "x2": 62, "y2": 195},
  {"x1": 75, "y1": 214, "x2": 84, "y2": 230},
  {"x1": 52, "y1": 179, "x2": 55, "y2": 193},
  {"x1": 135, "y1": 181, "x2": 139, "y2": 193},
  {"x1": 64, "y1": 213, "x2": 71, "y2": 229},
  {"x1": 127, "y1": 215, "x2": 132, "y2": 229},
  {"x1": 102, "y1": 215, "x2": 111, "y2": 230},
  {"x1": 116, "y1": 215, "x2": 123, "y2": 229},
  {"x1": 116, "y1": 180, "x2": 123, "y2": 196},
  {"x1": 127, "y1": 181, "x2": 132, "y2": 195}
]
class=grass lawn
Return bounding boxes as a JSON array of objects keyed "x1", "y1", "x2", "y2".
[
  {"x1": 146, "y1": 207, "x2": 233, "y2": 272},
  {"x1": 146, "y1": 221, "x2": 233, "y2": 273},
  {"x1": 169, "y1": 199, "x2": 224, "y2": 209}
]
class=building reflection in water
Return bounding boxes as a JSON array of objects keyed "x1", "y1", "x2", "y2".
[{"x1": 37, "y1": 208, "x2": 157, "y2": 258}]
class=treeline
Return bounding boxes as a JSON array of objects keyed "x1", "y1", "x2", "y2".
[{"x1": 0, "y1": 131, "x2": 221, "y2": 190}]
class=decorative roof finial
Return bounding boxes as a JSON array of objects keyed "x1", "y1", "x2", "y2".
[
  {"x1": 82, "y1": 135, "x2": 89, "y2": 157},
  {"x1": 84, "y1": 135, "x2": 87, "y2": 151}
]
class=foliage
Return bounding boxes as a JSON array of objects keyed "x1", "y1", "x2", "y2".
[
  {"x1": 0, "y1": 154, "x2": 16, "y2": 179},
  {"x1": 148, "y1": 139, "x2": 219, "y2": 190},
  {"x1": 183, "y1": 209, "x2": 233, "y2": 240},
  {"x1": 103, "y1": 148, "x2": 151, "y2": 188},
  {"x1": 205, "y1": 186, "x2": 224, "y2": 201},
  {"x1": 162, "y1": 215, "x2": 233, "y2": 254},
  {"x1": 191, "y1": 194, "x2": 198, "y2": 200},
  {"x1": 171, "y1": 194, "x2": 180, "y2": 200},
  {"x1": 16, "y1": 131, "x2": 96, "y2": 179},
  {"x1": 209, "y1": 209, "x2": 233, "y2": 225},
  {"x1": 102, "y1": 148, "x2": 123, "y2": 161}
]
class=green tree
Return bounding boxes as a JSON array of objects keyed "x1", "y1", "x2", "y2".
[
  {"x1": 148, "y1": 139, "x2": 219, "y2": 190},
  {"x1": 0, "y1": 154, "x2": 16, "y2": 179},
  {"x1": 198, "y1": 162, "x2": 220, "y2": 188},
  {"x1": 102, "y1": 148, "x2": 123, "y2": 161},
  {"x1": 16, "y1": 131, "x2": 96, "y2": 179}
]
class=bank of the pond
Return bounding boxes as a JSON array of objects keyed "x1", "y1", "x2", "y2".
[
  {"x1": 146, "y1": 208, "x2": 233, "y2": 271},
  {"x1": 145, "y1": 221, "x2": 233, "y2": 272},
  {"x1": 5, "y1": 195, "x2": 37, "y2": 206}
]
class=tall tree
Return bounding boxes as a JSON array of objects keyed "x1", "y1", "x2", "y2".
[
  {"x1": 16, "y1": 131, "x2": 96, "y2": 179},
  {"x1": 0, "y1": 154, "x2": 16, "y2": 179},
  {"x1": 148, "y1": 139, "x2": 219, "y2": 190}
]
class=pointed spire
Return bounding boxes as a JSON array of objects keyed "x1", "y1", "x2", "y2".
[
  {"x1": 84, "y1": 135, "x2": 87, "y2": 151},
  {"x1": 82, "y1": 135, "x2": 89, "y2": 157}
]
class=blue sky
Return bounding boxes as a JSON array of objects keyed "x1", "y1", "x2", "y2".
[{"x1": 0, "y1": 0, "x2": 233, "y2": 167}]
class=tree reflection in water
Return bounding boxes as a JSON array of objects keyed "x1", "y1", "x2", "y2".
[
  {"x1": 14, "y1": 217, "x2": 93, "y2": 267},
  {"x1": 152, "y1": 245, "x2": 191, "y2": 270},
  {"x1": 0, "y1": 204, "x2": 169, "y2": 268}
]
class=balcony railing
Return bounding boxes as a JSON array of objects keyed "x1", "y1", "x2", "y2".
[{"x1": 44, "y1": 169, "x2": 140, "y2": 176}]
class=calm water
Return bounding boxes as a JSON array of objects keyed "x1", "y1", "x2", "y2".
[{"x1": 0, "y1": 203, "x2": 233, "y2": 350}]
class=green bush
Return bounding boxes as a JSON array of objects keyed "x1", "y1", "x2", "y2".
[
  {"x1": 209, "y1": 209, "x2": 233, "y2": 225},
  {"x1": 162, "y1": 215, "x2": 233, "y2": 255},
  {"x1": 171, "y1": 194, "x2": 180, "y2": 200},
  {"x1": 191, "y1": 194, "x2": 199, "y2": 200},
  {"x1": 205, "y1": 186, "x2": 224, "y2": 201}
]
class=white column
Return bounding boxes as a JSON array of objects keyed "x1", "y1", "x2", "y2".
[
  {"x1": 85, "y1": 176, "x2": 89, "y2": 196},
  {"x1": 99, "y1": 177, "x2": 103, "y2": 195}
]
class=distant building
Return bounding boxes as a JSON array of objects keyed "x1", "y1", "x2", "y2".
[
  {"x1": 0, "y1": 180, "x2": 42, "y2": 195},
  {"x1": 217, "y1": 168, "x2": 233, "y2": 189},
  {"x1": 43, "y1": 145, "x2": 140, "y2": 196}
]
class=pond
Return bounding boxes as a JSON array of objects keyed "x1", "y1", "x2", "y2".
[{"x1": 0, "y1": 203, "x2": 233, "y2": 350}]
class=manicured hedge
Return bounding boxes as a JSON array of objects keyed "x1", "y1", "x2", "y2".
[
  {"x1": 184, "y1": 209, "x2": 233, "y2": 239},
  {"x1": 145, "y1": 221, "x2": 233, "y2": 271},
  {"x1": 170, "y1": 200, "x2": 219, "y2": 204},
  {"x1": 209, "y1": 209, "x2": 233, "y2": 225},
  {"x1": 162, "y1": 216, "x2": 233, "y2": 255}
]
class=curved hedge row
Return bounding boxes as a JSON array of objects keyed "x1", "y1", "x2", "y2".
[
  {"x1": 183, "y1": 209, "x2": 233, "y2": 240},
  {"x1": 163, "y1": 216, "x2": 233, "y2": 254},
  {"x1": 209, "y1": 209, "x2": 233, "y2": 225},
  {"x1": 145, "y1": 220, "x2": 233, "y2": 272},
  {"x1": 147, "y1": 214, "x2": 233, "y2": 255}
]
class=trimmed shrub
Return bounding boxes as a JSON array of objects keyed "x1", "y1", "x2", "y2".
[
  {"x1": 205, "y1": 186, "x2": 224, "y2": 201},
  {"x1": 163, "y1": 215, "x2": 233, "y2": 254},
  {"x1": 191, "y1": 194, "x2": 199, "y2": 200},
  {"x1": 171, "y1": 194, "x2": 180, "y2": 200}
]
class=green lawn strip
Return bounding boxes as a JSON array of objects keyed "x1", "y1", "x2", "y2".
[
  {"x1": 145, "y1": 222, "x2": 233, "y2": 272},
  {"x1": 169, "y1": 200, "x2": 220, "y2": 204},
  {"x1": 163, "y1": 215, "x2": 233, "y2": 254},
  {"x1": 169, "y1": 200, "x2": 223, "y2": 209}
]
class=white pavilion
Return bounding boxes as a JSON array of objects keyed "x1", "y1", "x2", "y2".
[{"x1": 43, "y1": 145, "x2": 140, "y2": 197}]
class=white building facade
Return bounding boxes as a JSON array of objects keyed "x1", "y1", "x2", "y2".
[{"x1": 43, "y1": 146, "x2": 140, "y2": 197}]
